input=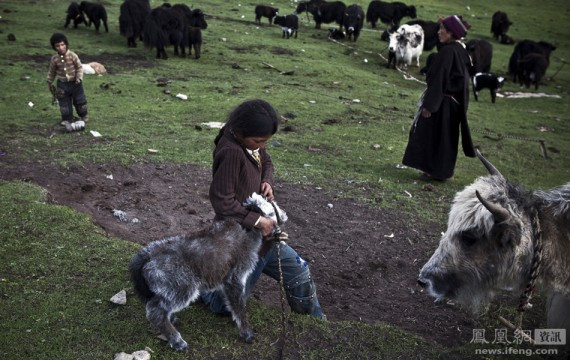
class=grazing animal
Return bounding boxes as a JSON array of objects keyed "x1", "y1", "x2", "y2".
[
  {"x1": 130, "y1": 193, "x2": 288, "y2": 351},
  {"x1": 466, "y1": 39, "x2": 493, "y2": 77},
  {"x1": 119, "y1": 0, "x2": 151, "y2": 48},
  {"x1": 187, "y1": 9, "x2": 208, "y2": 59},
  {"x1": 143, "y1": 4, "x2": 186, "y2": 59},
  {"x1": 508, "y1": 40, "x2": 556, "y2": 83},
  {"x1": 295, "y1": 0, "x2": 346, "y2": 30},
  {"x1": 491, "y1": 11, "x2": 512, "y2": 41},
  {"x1": 366, "y1": 0, "x2": 416, "y2": 29},
  {"x1": 381, "y1": 20, "x2": 440, "y2": 51},
  {"x1": 79, "y1": 1, "x2": 108, "y2": 32},
  {"x1": 387, "y1": 24, "x2": 424, "y2": 70},
  {"x1": 519, "y1": 53, "x2": 549, "y2": 90},
  {"x1": 64, "y1": 1, "x2": 87, "y2": 29},
  {"x1": 274, "y1": 14, "x2": 299, "y2": 39},
  {"x1": 342, "y1": 4, "x2": 364, "y2": 42},
  {"x1": 254, "y1": 5, "x2": 278, "y2": 24},
  {"x1": 472, "y1": 72, "x2": 505, "y2": 103},
  {"x1": 418, "y1": 150, "x2": 570, "y2": 333},
  {"x1": 328, "y1": 28, "x2": 345, "y2": 40}
]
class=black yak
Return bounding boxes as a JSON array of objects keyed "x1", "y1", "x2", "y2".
[
  {"x1": 79, "y1": 1, "x2": 108, "y2": 32},
  {"x1": 366, "y1": 0, "x2": 416, "y2": 29},
  {"x1": 119, "y1": 0, "x2": 151, "y2": 48},
  {"x1": 295, "y1": 0, "x2": 345, "y2": 30},
  {"x1": 64, "y1": 1, "x2": 87, "y2": 29},
  {"x1": 254, "y1": 5, "x2": 279, "y2": 25},
  {"x1": 508, "y1": 40, "x2": 556, "y2": 83},
  {"x1": 143, "y1": 4, "x2": 186, "y2": 59},
  {"x1": 466, "y1": 39, "x2": 493, "y2": 77},
  {"x1": 491, "y1": 11, "x2": 512, "y2": 41}
]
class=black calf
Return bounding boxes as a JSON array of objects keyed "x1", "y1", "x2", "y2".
[
  {"x1": 255, "y1": 5, "x2": 278, "y2": 24},
  {"x1": 274, "y1": 14, "x2": 298, "y2": 39},
  {"x1": 473, "y1": 73, "x2": 505, "y2": 103}
]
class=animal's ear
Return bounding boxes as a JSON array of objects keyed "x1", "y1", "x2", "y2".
[{"x1": 491, "y1": 220, "x2": 521, "y2": 248}]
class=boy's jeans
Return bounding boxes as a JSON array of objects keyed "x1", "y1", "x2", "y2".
[
  {"x1": 57, "y1": 80, "x2": 88, "y2": 121},
  {"x1": 201, "y1": 241, "x2": 325, "y2": 319}
]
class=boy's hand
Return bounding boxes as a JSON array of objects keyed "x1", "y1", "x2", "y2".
[
  {"x1": 260, "y1": 182, "x2": 274, "y2": 201},
  {"x1": 75, "y1": 79, "x2": 81, "y2": 84},
  {"x1": 255, "y1": 216, "x2": 275, "y2": 237}
]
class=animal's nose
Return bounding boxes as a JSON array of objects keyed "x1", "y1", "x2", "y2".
[{"x1": 417, "y1": 278, "x2": 428, "y2": 288}]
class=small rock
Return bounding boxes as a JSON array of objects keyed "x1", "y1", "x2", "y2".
[
  {"x1": 112, "y1": 209, "x2": 128, "y2": 222},
  {"x1": 163, "y1": 89, "x2": 171, "y2": 95},
  {"x1": 110, "y1": 290, "x2": 127, "y2": 305},
  {"x1": 327, "y1": 203, "x2": 333, "y2": 209},
  {"x1": 371, "y1": 144, "x2": 381, "y2": 150},
  {"x1": 422, "y1": 184, "x2": 434, "y2": 191},
  {"x1": 7, "y1": 33, "x2": 16, "y2": 41}
]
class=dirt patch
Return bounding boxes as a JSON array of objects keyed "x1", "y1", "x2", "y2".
[
  {"x1": 270, "y1": 47, "x2": 296, "y2": 56},
  {"x1": 0, "y1": 160, "x2": 546, "y2": 347}
]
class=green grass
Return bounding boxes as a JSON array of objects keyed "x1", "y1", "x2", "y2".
[{"x1": 1, "y1": 0, "x2": 569, "y2": 358}]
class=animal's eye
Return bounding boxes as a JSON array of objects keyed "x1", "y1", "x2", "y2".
[{"x1": 460, "y1": 231, "x2": 478, "y2": 246}]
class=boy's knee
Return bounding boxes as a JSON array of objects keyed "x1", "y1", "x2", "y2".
[
  {"x1": 77, "y1": 102, "x2": 88, "y2": 116},
  {"x1": 285, "y1": 270, "x2": 319, "y2": 314}
]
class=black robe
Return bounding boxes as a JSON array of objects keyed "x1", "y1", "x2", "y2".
[{"x1": 402, "y1": 41, "x2": 475, "y2": 180}]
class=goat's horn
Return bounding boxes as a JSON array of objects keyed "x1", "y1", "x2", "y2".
[
  {"x1": 475, "y1": 190, "x2": 510, "y2": 223},
  {"x1": 476, "y1": 149, "x2": 503, "y2": 178}
]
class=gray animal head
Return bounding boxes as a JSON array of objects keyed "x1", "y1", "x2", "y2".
[
  {"x1": 417, "y1": 150, "x2": 537, "y2": 309},
  {"x1": 243, "y1": 193, "x2": 288, "y2": 226}
]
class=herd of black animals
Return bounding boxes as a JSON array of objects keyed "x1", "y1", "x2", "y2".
[{"x1": 63, "y1": 0, "x2": 556, "y2": 92}]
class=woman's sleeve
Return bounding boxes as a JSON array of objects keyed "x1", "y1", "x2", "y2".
[
  {"x1": 209, "y1": 148, "x2": 260, "y2": 229},
  {"x1": 423, "y1": 48, "x2": 453, "y2": 113}
]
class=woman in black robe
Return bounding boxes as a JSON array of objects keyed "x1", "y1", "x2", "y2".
[{"x1": 402, "y1": 15, "x2": 476, "y2": 181}]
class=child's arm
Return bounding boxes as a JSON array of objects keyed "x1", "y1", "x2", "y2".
[
  {"x1": 73, "y1": 53, "x2": 83, "y2": 83},
  {"x1": 47, "y1": 56, "x2": 56, "y2": 90}
]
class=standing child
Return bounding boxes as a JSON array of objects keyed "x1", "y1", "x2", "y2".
[
  {"x1": 47, "y1": 33, "x2": 88, "y2": 132},
  {"x1": 202, "y1": 99, "x2": 326, "y2": 320}
]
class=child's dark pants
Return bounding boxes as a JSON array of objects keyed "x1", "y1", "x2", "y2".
[{"x1": 56, "y1": 80, "x2": 88, "y2": 121}]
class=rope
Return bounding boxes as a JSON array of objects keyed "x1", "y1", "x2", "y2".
[
  {"x1": 472, "y1": 128, "x2": 548, "y2": 159},
  {"x1": 270, "y1": 201, "x2": 289, "y2": 360}
]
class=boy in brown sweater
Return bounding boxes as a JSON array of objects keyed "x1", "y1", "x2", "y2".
[
  {"x1": 47, "y1": 33, "x2": 88, "y2": 132},
  {"x1": 203, "y1": 99, "x2": 326, "y2": 320}
]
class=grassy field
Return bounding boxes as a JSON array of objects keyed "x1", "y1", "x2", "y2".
[{"x1": 0, "y1": 0, "x2": 569, "y2": 358}]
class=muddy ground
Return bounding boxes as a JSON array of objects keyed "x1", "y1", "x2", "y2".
[{"x1": 2, "y1": 156, "x2": 548, "y2": 349}]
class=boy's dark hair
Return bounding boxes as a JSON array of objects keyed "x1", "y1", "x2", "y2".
[
  {"x1": 215, "y1": 99, "x2": 280, "y2": 145},
  {"x1": 50, "y1": 33, "x2": 69, "y2": 50}
]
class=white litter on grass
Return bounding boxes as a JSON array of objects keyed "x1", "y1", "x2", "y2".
[
  {"x1": 327, "y1": 203, "x2": 334, "y2": 209},
  {"x1": 384, "y1": 233, "x2": 394, "y2": 238},
  {"x1": 106, "y1": 174, "x2": 114, "y2": 180},
  {"x1": 110, "y1": 290, "x2": 127, "y2": 305},
  {"x1": 309, "y1": 100, "x2": 316, "y2": 104},
  {"x1": 175, "y1": 93, "x2": 188, "y2": 100},
  {"x1": 352, "y1": 99, "x2": 361, "y2": 103},
  {"x1": 200, "y1": 121, "x2": 225, "y2": 129},
  {"x1": 114, "y1": 349, "x2": 152, "y2": 360},
  {"x1": 113, "y1": 209, "x2": 128, "y2": 222},
  {"x1": 395, "y1": 163, "x2": 408, "y2": 169},
  {"x1": 404, "y1": 190, "x2": 413, "y2": 198},
  {"x1": 304, "y1": 164, "x2": 312, "y2": 167},
  {"x1": 90, "y1": 130, "x2": 102, "y2": 137},
  {"x1": 28, "y1": 101, "x2": 34, "y2": 108},
  {"x1": 147, "y1": 149, "x2": 159, "y2": 153},
  {"x1": 502, "y1": 92, "x2": 561, "y2": 99},
  {"x1": 363, "y1": 58, "x2": 368, "y2": 63}
]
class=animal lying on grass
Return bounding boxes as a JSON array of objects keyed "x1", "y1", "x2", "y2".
[
  {"x1": 418, "y1": 150, "x2": 570, "y2": 333},
  {"x1": 130, "y1": 193, "x2": 287, "y2": 351}
]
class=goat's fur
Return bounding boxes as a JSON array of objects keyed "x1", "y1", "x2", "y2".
[{"x1": 130, "y1": 193, "x2": 287, "y2": 351}]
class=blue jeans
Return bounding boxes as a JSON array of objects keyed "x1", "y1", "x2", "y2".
[
  {"x1": 56, "y1": 80, "x2": 88, "y2": 121},
  {"x1": 201, "y1": 241, "x2": 325, "y2": 319}
]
